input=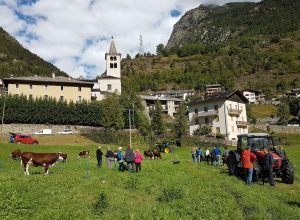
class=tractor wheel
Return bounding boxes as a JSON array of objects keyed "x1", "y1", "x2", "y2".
[
  {"x1": 228, "y1": 153, "x2": 237, "y2": 176},
  {"x1": 282, "y1": 161, "x2": 294, "y2": 184},
  {"x1": 164, "y1": 147, "x2": 170, "y2": 154}
]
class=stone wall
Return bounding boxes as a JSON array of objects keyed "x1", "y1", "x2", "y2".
[
  {"x1": 1, "y1": 124, "x2": 102, "y2": 135},
  {"x1": 250, "y1": 125, "x2": 300, "y2": 134}
]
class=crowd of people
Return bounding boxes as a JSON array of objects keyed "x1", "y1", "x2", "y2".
[
  {"x1": 95, "y1": 145, "x2": 143, "y2": 173},
  {"x1": 191, "y1": 146, "x2": 229, "y2": 166}
]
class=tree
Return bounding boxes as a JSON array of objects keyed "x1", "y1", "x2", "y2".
[
  {"x1": 151, "y1": 100, "x2": 165, "y2": 136},
  {"x1": 289, "y1": 98, "x2": 300, "y2": 116},
  {"x1": 173, "y1": 103, "x2": 188, "y2": 138},
  {"x1": 100, "y1": 93, "x2": 125, "y2": 129},
  {"x1": 277, "y1": 102, "x2": 290, "y2": 125},
  {"x1": 156, "y1": 43, "x2": 165, "y2": 56}
]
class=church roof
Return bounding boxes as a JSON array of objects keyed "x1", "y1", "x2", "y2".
[{"x1": 109, "y1": 40, "x2": 117, "y2": 54}]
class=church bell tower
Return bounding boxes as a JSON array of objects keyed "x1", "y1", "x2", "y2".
[{"x1": 105, "y1": 37, "x2": 121, "y2": 78}]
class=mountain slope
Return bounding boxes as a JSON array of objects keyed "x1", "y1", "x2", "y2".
[
  {"x1": 166, "y1": 0, "x2": 300, "y2": 49},
  {"x1": 0, "y1": 27, "x2": 67, "y2": 78}
]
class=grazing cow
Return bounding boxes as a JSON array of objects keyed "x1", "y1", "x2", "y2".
[
  {"x1": 144, "y1": 150, "x2": 153, "y2": 159},
  {"x1": 78, "y1": 150, "x2": 90, "y2": 158},
  {"x1": 10, "y1": 149, "x2": 21, "y2": 160},
  {"x1": 60, "y1": 153, "x2": 67, "y2": 162},
  {"x1": 153, "y1": 149, "x2": 161, "y2": 160},
  {"x1": 20, "y1": 152, "x2": 63, "y2": 175}
]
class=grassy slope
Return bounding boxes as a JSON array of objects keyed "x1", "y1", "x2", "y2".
[
  {"x1": 248, "y1": 104, "x2": 278, "y2": 118},
  {"x1": 0, "y1": 136, "x2": 299, "y2": 219}
]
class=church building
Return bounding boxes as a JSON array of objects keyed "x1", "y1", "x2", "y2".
[{"x1": 92, "y1": 38, "x2": 122, "y2": 100}]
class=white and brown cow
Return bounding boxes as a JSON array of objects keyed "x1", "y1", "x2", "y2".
[
  {"x1": 78, "y1": 150, "x2": 90, "y2": 158},
  {"x1": 10, "y1": 149, "x2": 22, "y2": 160},
  {"x1": 20, "y1": 152, "x2": 63, "y2": 175}
]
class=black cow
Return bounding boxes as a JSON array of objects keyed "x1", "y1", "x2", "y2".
[{"x1": 144, "y1": 150, "x2": 153, "y2": 159}]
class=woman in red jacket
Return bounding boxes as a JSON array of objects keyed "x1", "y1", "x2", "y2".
[{"x1": 134, "y1": 149, "x2": 143, "y2": 173}]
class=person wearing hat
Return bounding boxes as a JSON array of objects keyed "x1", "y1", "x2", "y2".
[
  {"x1": 105, "y1": 147, "x2": 115, "y2": 169},
  {"x1": 96, "y1": 146, "x2": 103, "y2": 168}
]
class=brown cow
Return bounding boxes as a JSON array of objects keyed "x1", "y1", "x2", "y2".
[
  {"x1": 10, "y1": 149, "x2": 21, "y2": 160},
  {"x1": 78, "y1": 150, "x2": 90, "y2": 158},
  {"x1": 21, "y1": 152, "x2": 63, "y2": 175},
  {"x1": 144, "y1": 150, "x2": 153, "y2": 159},
  {"x1": 153, "y1": 149, "x2": 161, "y2": 160}
]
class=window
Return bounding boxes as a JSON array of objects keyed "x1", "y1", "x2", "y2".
[
  {"x1": 113, "y1": 56, "x2": 117, "y2": 61},
  {"x1": 240, "y1": 106, "x2": 243, "y2": 111},
  {"x1": 16, "y1": 84, "x2": 19, "y2": 88},
  {"x1": 215, "y1": 116, "x2": 219, "y2": 122},
  {"x1": 78, "y1": 96, "x2": 82, "y2": 103},
  {"x1": 235, "y1": 105, "x2": 238, "y2": 109},
  {"x1": 30, "y1": 84, "x2": 32, "y2": 89},
  {"x1": 195, "y1": 119, "x2": 199, "y2": 124},
  {"x1": 214, "y1": 105, "x2": 218, "y2": 110},
  {"x1": 44, "y1": 95, "x2": 48, "y2": 99},
  {"x1": 107, "y1": 84, "x2": 112, "y2": 91},
  {"x1": 216, "y1": 127, "x2": 220, "y2": 133},
  {"x1": 60, "y1": 96, "x2": 64, "y2": 101},
  {"x1": 204, "y1": 107, "x2": 208, "y2": 112},
  {"x1": 110, "y1": 63, "x2": 113, "y2": 68},
  {"x1": 114, "y1": 63, "x2": 117, "y2": 68},
  {"x1": 110, "y1": 56, "x2": 113, "y2": 61},
  {"x1": 229, "y1": 104, "x2": 232, "y2": 109},
  {"x1": 205, "y1": 118, "x2": 209, "y2": 124},
  {"x1": 78, "y1": 87, "x2": 81, "y2": 92},
  {"x1": 195, "y1": 108, "x2": 198, "y2": 114},
  {"x1": 61, "y1": 86, "x2": 64, "y2": 91},
  {"x1": 45, "y1": 85, "x2": 48, "y2": 91}
]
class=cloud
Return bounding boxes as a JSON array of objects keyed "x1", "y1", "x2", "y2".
[{"x1": 0, "y1": 0, "x2": 261, "y2": 79}]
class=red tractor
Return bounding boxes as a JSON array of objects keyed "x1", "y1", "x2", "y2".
[{"x1": 227, "y1": 133, "x2": 294, "y2": 184}]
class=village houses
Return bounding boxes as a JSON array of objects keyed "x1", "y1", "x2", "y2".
[{"x1": 188, "y1": 90, "x2": 248, "y2": 140}]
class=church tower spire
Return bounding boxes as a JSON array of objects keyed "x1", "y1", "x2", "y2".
[{"x1": 105, "y1": 37, "x2": 121, "y2": 78}]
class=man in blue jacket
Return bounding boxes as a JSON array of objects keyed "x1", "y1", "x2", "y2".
[{"x1": 213, "y1": 146, "x2": 222, "y2": 166}]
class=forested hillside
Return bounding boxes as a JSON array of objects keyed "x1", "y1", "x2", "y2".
[
  {"x1": 121, "y1": 0, "x2": 300, "y2": 98},
  {"x1": 0, "y1": 27, "x2": 67, "y2": 78}
]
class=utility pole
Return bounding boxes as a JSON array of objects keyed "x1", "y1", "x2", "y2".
[
  {"x1": 129, "y1": 109, "x2": 132, "y2": 148},
  {"x1": 132, "y1": 104, "x2": 135, "y2": 129},
  {"x1": 139, "y1": 33, "x2": 143, "y2": 55}
]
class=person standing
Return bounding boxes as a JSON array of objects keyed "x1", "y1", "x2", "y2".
[
  {"x1": 205, "y1": 147, "x2": 210, "y2": 165},
  {"x1": 263, "y1": 147, "x2": 275, "y2": 187},
  {"x1": 125, "y1": 145, "x2": 135, "y2": 173},
  {"x1": 191, "y1": 147, "x2": 197, "y2": 162},
  {"x1": 210, "y1": 147, "x2": 215, "y2": 166},
  {"x1": 240, "y1": 146, "x2": 257, "y2": 185},
  {"x1": 96, "y1": 146, "x2": 103, "y2": 168},
  {"x1": 134, "y1": 149, "x2": 143, "y2": 173},
  {"x1": 117, "y1": 147, "x2": 125, "y2": 171},
  {"x1": 196, "y1": 147, "x2": 203, "y2": 162},
  {"x1": 222, "y1": 146, "x2": 229, "y2": 166},
  {"x1": 214, "y1": 146, "x2": 222, "y2": 166},
  {"x1": 105, "y1": 147, "x2": 114, "y2": 169}
]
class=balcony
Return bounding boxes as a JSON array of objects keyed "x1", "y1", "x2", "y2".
[
  {"x1": 228, "y1": 108, "x2": 242, "y2": 116},
  {"x1": 193, "y1": 110, "x2": 219, "y2": 118},
  {"x1": 236, "y1": 121, "x2": 248, "y2": 127}
]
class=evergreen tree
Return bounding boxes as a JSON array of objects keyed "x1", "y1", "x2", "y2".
[
  {"x1": 151, "y1": 100, "x2": 165, "y2": 136},
  {"x1": 173, "y1": 103, "x2": 188, "y2": 138},
  {"x1": 277, "y1": 102, "x2": 290, "y2": 125}
]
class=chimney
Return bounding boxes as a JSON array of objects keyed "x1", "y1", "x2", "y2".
[
  {"x1": 52, "y1": 73, "x2": 55, "y2": 79},
  {"x1": 10, "y1": 74, "x2": 13, "y2": 78}
]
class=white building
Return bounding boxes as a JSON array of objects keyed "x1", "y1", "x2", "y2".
[
  {"x1": 149, "y1": 90, "x2": 195, "y2": 100},
  {"x1": 140, "y1": 95, "x2": 183, "y2": 117},
  {"x1": 92, "y1": 38, "x2": 122, "y2": 101},
  {"x1": 188, "y1": 90, "x2": 248, "y2": 140},
  {"x1": 242, "y1": 89, "x2": 265, "y2": 104}
]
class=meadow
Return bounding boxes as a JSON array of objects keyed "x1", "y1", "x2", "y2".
[{"x1": 0, "y1": 135, "x2": 299, "y2": 220}]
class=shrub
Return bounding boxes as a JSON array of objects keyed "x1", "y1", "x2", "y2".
[
  {"x1": 193, "y1": 126, "x2": 212, "y2": 136},
  {"x1": 94, "y1": 192, "x2": 109, "y2": 214}
]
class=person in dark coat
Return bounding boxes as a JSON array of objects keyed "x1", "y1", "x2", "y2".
[
  {"x1": 263, "y1": 147, "x2": 275, "y2": 187},
  {"x1": 105, "y1": 147, "x2": 114, "y2": 169},
  {"x1": 125, "y1": 145, "x2": 135, "y2": 172},
  {"x1": 96, "y1": 146, "x2": 103, "y2": 168}
]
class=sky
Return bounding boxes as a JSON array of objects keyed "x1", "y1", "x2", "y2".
[{"x1": 0, "y1": 0, "x2": 261, "y2": 79}]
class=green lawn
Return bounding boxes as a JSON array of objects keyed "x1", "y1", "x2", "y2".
[
  {"x1": 248, "y1": 104, "x2": 277, "y2": 118},
  {"x1": 0, "y1": 137, "x2": 299, "y2": 219}
]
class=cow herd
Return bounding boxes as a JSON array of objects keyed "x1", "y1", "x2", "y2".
[
  {"x1": 9, "y1": 149, "x2": 91, "y2": 175},
  {"x1": 9, "y1": 148, "x2": 162, "y2": 175}
]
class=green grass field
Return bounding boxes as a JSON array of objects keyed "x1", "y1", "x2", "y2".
[{"x1": 0, "y1": 135, "x2": 299, "y2": 219}]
